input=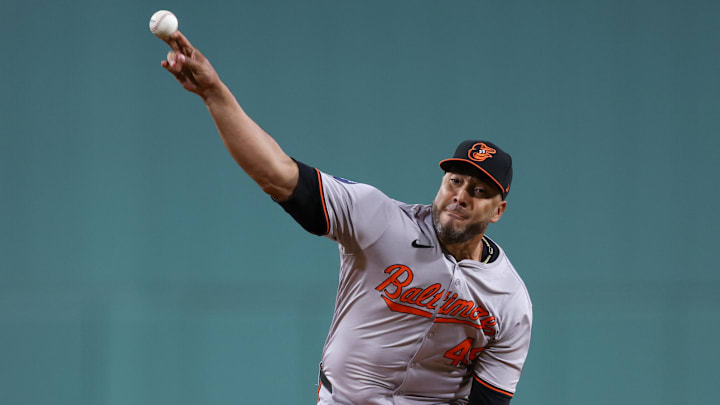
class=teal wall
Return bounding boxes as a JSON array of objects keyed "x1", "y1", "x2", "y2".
[{"x1": 1, "y1": 0, "x2": 719, "y2": 403}]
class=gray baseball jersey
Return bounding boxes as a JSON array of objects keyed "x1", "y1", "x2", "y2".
[{"x1": 280, "y1": 164, "x2": 532, "y2": 404}]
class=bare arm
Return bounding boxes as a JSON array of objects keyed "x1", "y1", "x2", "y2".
[{"x1": 161, "y1": 31, "x2": 298, "y2": 201}]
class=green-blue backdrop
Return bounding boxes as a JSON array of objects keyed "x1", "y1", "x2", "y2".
[{"x1": 1, "y1": 0, "x2": 719, "y2": 404}]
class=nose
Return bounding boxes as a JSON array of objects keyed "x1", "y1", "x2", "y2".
[{"x1": 452, "y1": 188, "x2": 470, "y2": 207}]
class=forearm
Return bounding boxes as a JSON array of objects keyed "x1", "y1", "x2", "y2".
[
  {"x1": 159, "y1": 31, "x2": 298, "y2": 200},
  {"x1": 202, "y1": 83, "x2": 298, "y2": 201}
]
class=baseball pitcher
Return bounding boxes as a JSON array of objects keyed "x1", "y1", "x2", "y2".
[{"x1": 159, "y1": 31, "x2": 532, "y2": 405}]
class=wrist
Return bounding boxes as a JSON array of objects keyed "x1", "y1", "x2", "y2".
[{"x1": 200, "y1": 81, "x2": 230, "y2": 105}]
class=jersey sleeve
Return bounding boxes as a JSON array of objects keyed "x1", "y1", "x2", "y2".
[
  {"x1": 472, "y1": 301, "x2": 532, "y2": 398},
  {"x1": 277, "y1": 159, "x2": 395, "y2": 249},
  {"x1": 467, "y1": 378, "x2": 512, "y2": 405}
]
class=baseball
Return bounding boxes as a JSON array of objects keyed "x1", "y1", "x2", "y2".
[{"x1": 149, "y1": 10, "x2": 178, "y2": 39}]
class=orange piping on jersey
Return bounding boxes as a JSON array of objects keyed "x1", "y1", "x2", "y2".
[
  {"x1": 433, "y1": 317, "x2": 482, "y2": 329},
  {"x1": 316, "y1": 383, "x2": 321, "y2": 402},
  {"x1": 473, "y1": 375, "x2": 514, "y2": 398},
  {"x1": 381, "y1": 296, "x2": 433, "y2": 318},
  {"x1": 439, "y1": 158, "x2": 505, "y2": 195},
  {"x1": 316, "y1": 169, "x2": 330, "y2": 235}
]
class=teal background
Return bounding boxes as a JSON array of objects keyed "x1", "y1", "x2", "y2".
[{"x1": 1, "y1": 0, "x2": 719, "y2": 404}]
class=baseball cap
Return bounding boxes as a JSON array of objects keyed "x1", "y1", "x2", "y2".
[{"x1": 439, "y1": 140, "x2": 513, "y2": 199}]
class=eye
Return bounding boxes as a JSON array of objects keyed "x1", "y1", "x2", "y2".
[
  {"x1": 449, "y1": 177, "x2": 460, "y2": 184},
  {"x1": 474, "y1": 187, "x2": 485, "y2": 195}
]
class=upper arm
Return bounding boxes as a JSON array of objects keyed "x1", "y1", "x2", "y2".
[
  {"x1": 261, "y1": 154, "x2": 300, "y2": 202},
  {"x1": 277, "y1": 160, "x2": 395, "y2": 248},
  {"x1": 471, "y1": 303, "x2": 532, "y2": 403},
  {"x1": 277, "y1": 160, "x2": 329, "y2": 235}
]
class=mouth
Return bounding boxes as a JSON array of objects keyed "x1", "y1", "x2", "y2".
[{"x1": 444, "y1": 209, "x2": 467, "y2": 220}]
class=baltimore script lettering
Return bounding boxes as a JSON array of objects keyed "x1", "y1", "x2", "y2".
[{"x1": 375, "y1": 264, "x2": 497, "y2": 336}]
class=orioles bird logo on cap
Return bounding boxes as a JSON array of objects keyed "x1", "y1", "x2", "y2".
[{"x1": 468, "y1": 142, "x2": 496, "y2": 162}]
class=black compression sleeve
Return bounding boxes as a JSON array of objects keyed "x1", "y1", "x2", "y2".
[
  {"x1": 277, "y1": 159, "x2": 329, "y2": 236},
  {"x1": 468, "y1": 377, "x2": 512, "y2": 405}
]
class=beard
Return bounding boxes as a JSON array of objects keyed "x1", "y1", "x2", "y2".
[{"x1": 431, "y1": 203, "x2": 489, "y2": 245}]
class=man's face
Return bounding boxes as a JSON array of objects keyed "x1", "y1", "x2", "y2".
[{"x1": 431, "y1": 170, "x2": 507, "y2": 244}]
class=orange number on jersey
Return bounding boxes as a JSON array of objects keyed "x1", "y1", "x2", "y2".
[
  {"x1": 444, "y1": 338, "x2": 485, "y2": 366},
  {"x1": 469, "y1": 347, "x2": 484, "y2": 361},
  {"x1": 444, "y1": 338, "x2": 473, "y2": 366}
]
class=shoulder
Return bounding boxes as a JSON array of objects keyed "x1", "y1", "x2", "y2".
[
  {"x1": 499, "y1": 253, "x2": 532, "y2": 311},
  {"x1": 319, "y1": 171, "x2": 395, "y2": 202},
  {"x1": 498, "y1": 251, "x2": 531, "y2": 305},
  {"x1": 495, "y1": 256, "x2": 533, "y2": 335},
  {"x1": 398, "y1": 202, "x2": 433, "y2": 221},
  {"x1": 478, "y1": 240, "x2": 533, "y2": 325}
]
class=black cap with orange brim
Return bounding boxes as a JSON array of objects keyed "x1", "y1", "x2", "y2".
[{"x1": 439, "y1": 140, "x2": 513, "y2": 199}]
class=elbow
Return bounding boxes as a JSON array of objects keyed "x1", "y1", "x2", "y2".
[
  {"x1": 257, "y1": 172, "x2": 297, "y2": 202},
  {"x1": 260, "y1": 181, "x2": 294, "y2": 202},
  {"x1": 250, "y1": 158, "x2": 299, "y2": 201}
]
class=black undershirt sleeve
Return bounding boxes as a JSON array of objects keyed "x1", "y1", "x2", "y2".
[
  {"x1": 277, "y1": 159, "x2": 329, "y2": 236},
  {"x1": 468, "y1": 377, "x2": 512, "y2": 405}
]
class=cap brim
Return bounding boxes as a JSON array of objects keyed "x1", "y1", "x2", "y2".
[{"x1": 439, "y1": 158, "x2": 506, "y2": 197}]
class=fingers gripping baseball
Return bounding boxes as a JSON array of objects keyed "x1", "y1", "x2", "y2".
[{"x1": 161, "y1": 31, "x2": 221, "y2": 98}]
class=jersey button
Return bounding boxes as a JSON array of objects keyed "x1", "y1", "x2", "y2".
[
  {"x1": 427, "y1": 332, "x2": 434, "y2": 338},
  {"x1": 410, "y1": 362, "x2": 416, "y2": 368}
]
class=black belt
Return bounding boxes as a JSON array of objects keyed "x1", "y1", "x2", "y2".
[{"x1": 319, "y1": 364, "x2": 333, "y2": 393}]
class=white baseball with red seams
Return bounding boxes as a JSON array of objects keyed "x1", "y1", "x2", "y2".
[{"x1": 149, "y1": 10, "x2": 178, "y2": 39}]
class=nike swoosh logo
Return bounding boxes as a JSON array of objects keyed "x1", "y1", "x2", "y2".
[{"x1": 411, "y1": 240, "x2": 434, "y2": 248}]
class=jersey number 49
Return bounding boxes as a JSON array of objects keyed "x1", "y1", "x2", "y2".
[{"x1": 443, "y1": 338, "x2": 484, "y2": 366}]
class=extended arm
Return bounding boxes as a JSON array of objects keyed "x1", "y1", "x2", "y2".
[{"x1": 161, "y1": 31, "x2": 298, "y2": 201}]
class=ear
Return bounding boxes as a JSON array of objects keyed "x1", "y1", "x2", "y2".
[{"x1": 490, "y1": 200, "x2": 507, "y2": 223}]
